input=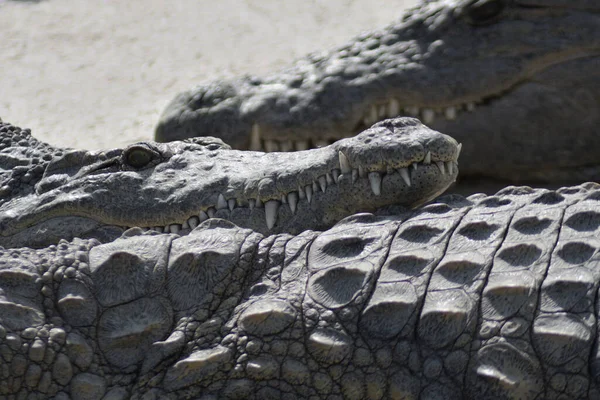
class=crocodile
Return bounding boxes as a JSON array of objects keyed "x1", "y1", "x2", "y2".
[
  {"x1": 0, "y1": 118, "x2": 458, "y2": 249},
  {"x1": 155, "y1": 0, "x2": 600, "y2": 191},
  {"x1": 1, "y1": 176, "x2": 600, "y2": 399}
]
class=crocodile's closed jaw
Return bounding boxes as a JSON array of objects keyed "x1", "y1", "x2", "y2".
[
  {"x1": 156, "y1": 1, "x2": 600, "y2": 187},
  {"x1": 0, "y1": 118, "x2": 459, "y2": 248}
]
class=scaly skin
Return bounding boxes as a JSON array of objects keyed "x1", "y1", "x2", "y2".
[
  {"x1": 1, "y1": 183, "x2": 599, "y2": 399},
  {"x1": 0, "y1": 118, "x2": 458, "y2": 249},
  {"x1": 155, "y1": 0, "x2": 600, "y2": 190}
]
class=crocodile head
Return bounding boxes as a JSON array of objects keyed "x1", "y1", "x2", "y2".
[
  {"x1": 155, "y1": 0, "x2": 600, "y2": 188},
  {"x1": 0, "y1": 118, "x2": 459, "y2": 248}
]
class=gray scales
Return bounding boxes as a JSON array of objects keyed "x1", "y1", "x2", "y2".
[
  {"x1": 156, "y1": 0, "x2": 600, "y2": 193},
  {"x1": 1, "y1": 120, "x2": 600, "y2": 399},
  {"x1": 1, "y1": 126, "x2": 600, "y2": 398}
]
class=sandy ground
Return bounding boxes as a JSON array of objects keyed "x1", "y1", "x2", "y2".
[{"x1": 1, "y1": 0, "x2": 418, "y2": 150}]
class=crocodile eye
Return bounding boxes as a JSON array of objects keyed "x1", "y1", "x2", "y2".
[
  {"x1": 465, "y1": 0, "x2": 505, "y2": 25},
  {"x1": 123, "y1": 145, "x2": 156, "y2": 168}
]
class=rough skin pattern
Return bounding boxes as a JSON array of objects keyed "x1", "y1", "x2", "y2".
[
  {"x1": 0, "y1": 181, "x2": 599, "y2": 399},
  {"x1": 0, "y1": 119, "x2": 458, "y2": 249},
  {"x1": 156, "y1": 0, "x2": 600, "y2": 191}
]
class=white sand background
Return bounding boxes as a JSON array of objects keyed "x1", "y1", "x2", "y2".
[{"x1": 0, "y1": 0, "x2": 418, "y2": 150}]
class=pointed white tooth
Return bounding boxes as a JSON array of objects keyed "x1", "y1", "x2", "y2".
[
  {"x1": 398, "y1": 168, "x2": 411, "y2": 186},
  {"x1": 280, "y1": 140, "x2": 293, "y2": 152},
  {"x1": 199, "y1": 211, "x2": 209, "y2": 222},
  {"x1": 288, "y1": 192, "x2": 298, "y2": 214},
  {"x1": 338, "y1": 151, "x2": 352, "y2": 173},
  {"x1": 352, "y1": 169, "x2": 358, "y2": 183},
  {"x1": 265, "y1": 140, "x2": 279, "y2": 152},
  {"x1": 298, "y1": 187, "x2": 306, "y2": 199},
  {"x1": 358, "y1": 166, "x2": 366, "y2": 178},
  {"x1": 405, "y1": 106, "x2": 419, "y2": 116},
  {"x1": 182, "y1": 220, "x2": 190, "y2": 229},
  {"x1": 388, "y1": 98, "x2": 400, "y2": 116},
  {"x1": 456, "y1": 143, "x2": 462, "y2": 160},
  {"x1": 265, "y1": 200, "x2": 279, "y2": 230},
  {"x1": 466, "y1": 102, "x2": 475, "y2": 112},
  {"x1": 422, "y1": 109, "x2": 435, "y2": 125},
  {"x1": 368, "y1": 172, "x2": 382, "y2": 196},
  {"x1": 445, "y1": 161, "x2": 454, "y2": 175},
  {"x1": 315, "y1": 140, "x2": 328, "y2": 148},
  {"x1": 169, "y1": 224, "x2": 181, "y2": 233},
  {"x1": 423, "y1": 151, "x2": 431, "y2": 164},
  {"x1": 313, "y1": 181, "x2": 319, "y2": 193},
  {"x1": 207, "y1": 207, "x2": 216, "y2": 218},
  {"x1": 228, "y1": 199, "x2": 236, "y2": 211},
  {"x1": 318, "y1": 176, "x2": 327, "y2": 192},
  {"x1": 378, "y1": 104, "x2": 387, "y2": 118},
  {"x1": 217, "y1": 193, "x2": 228, "y2": 210},
  {"x1": 281, "y1": 194, "x2": 287, "y2": 204},
  {"x1": 164, "y1": 224, "x2": 170, "y2": 231},
  {"x1": 435, "y1": 161, "x2": 446, "y2": 174},
  {"x1": 295, "y1": 140, "x2": 309, "y2": 151},
  {"x1": 248, "y1": 199, "x2": 256, "y2": 211},
  {"x1": 188, "y1": 216, "x2": 199, "y2": 229},
  {"x1": 255, "y1": 197, "x2": 263, "y2": 208},
  {"x1": 250, "y1": 124, "x2": 262, "y2": 151},
  {"x1": 445, "y1": 107, "x2": 457, "y2": 120},
  {"x1": 412, "y1": 163, "x2": 418, "y2": 171},
  {"x1": 305, "y1": 185, "x2": 313, "y2": 204},
  {"x1": 331, "y1": 169, "x2": 340, "y2": 184},
  {"x1": 326, "y1": 173, "x2": 334, "y2": 185}
]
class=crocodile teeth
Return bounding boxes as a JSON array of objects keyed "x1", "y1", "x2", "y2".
[
  {"x1": 228, "y1": 199, "x2": 236, "y2": 211},
  {"x1": 405, "y1": 106, "x2": 419, "y2": 116},
  {"x1": 457, "y1": 143, "x2": 462, "y2": 159},
  {"x1": 207, "y1": 207, "x2": 216, "y2": 218},
  {"x1": 445, "y1": 161, "x2": 454, "y2": 175},
  {"x1": 188, "y1": 216, "x2": 199, "y2": 229},
  {"x1": 296, "y1": 140, "x2": 309, "y2": 151},
  {"x1": 256, "y1": 197, "x2": 263, "y2": 208},
  {"x1": 182, "y1": 219, "x2": 190, "y2": 229},
  {"x1": 423, "y1": 151, "x2": 431, "y2": 164},
  {"x1": 352, "y1": 169, "x2": 358, "y2": 183},
  {"x1": 378, "y1": 104, "x2": 387, "y2": 118},
  {"x1": 265, "y1": 200, "x2": 279, "y2": 229},
  {"x1": 388, "y1": 98, "x2": 400, "y2": 116},
  {"x1": 298, "y1": 187, "x2": 306, "y2": 199},
  {"x1": 318, "y1": 176, "x2": 327, "y2": 192},
  {"x1": 435, "y1": 161, "x2": 446, "y2": 174},
  {"x1": 398, "y1": 168, "x2": 411, "y2": 187},
  {"x1": 288, "y1": 192, "x2": 298, "y2": 214},
  {"x1": 422, "y1": 109, "x2": 435, "y2": 125},
  {"x1": 280, "y1": 140, "x2": 293, "y2": 152},
  {"x1": 412, "y1": 163, "x2": 418, "y2": 171},
  {"x1": 199, "y1": 211, "x2": 209, "y2": 222},
  {"x1": 445, "y1": 107, "x2": 457, "y2": 120},
  {"x1": 305, "y1": 185, "x2": 313, "y2": 204},
  {"x1": 368, "y1": 172, "x2": 382, "y2": 196},
  {"x1": 312, "y1": 181, "x2": 319, "y2": 193},
  {"x1": 339, "y1": 151, "x2": 352, "y2": 173},
  {"x1": 217, "y1": 194, "x2": 228, "y2": 210},
  {"x1": 169, "y1": 224, "x2": 181, "y2": 233},
  {"x1": 359, "y1": 166, "x2": 366, "y2": 178},
  {"x1": 331, "y1": 169, "x2": 340, "y2": 184},
  {"x1": 250, "y1": 124, "x2": 261, "y2": 151},
  {"x1": 265, "y1": 140, "x2": 279, "y2": 152},
  {"x1": 248, "y1": 199, "x2": 255, "y2": 211},
  {"x1": 326, "y1": 173, "x2": 334, "y2": 186}
]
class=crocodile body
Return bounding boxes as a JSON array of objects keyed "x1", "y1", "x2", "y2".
[
  {"x1": 0, "y1": 182, "x2": 599, "y2": 399},
  {"x1": 156, "y1": 0, "x2": 600, "y2": 190}
]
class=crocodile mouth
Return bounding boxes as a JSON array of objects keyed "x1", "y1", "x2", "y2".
[{"x1": 131, "y1": 151, "x2": 459, "y2": 235}]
